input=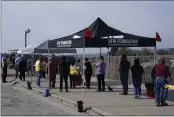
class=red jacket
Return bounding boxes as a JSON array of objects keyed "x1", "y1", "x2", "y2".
[{"x1": 151, "y1": 63, "x2": 171, "y2": 78}]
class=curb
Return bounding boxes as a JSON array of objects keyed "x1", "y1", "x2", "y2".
[{"x1": 17, "y1": 82, "x2": 112, "y2": 116}]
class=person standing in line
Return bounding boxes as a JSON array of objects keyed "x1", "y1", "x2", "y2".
[
  {"x1": 27, "y1": 56, "x2": 32, "y2": 75},
  {"x1": 46, "y1": 56, "x2": 58, "y2": 89},
  {"x1": 76, "y1": 59, "x2": 83, "y2": 85},
  {"x1": 69, "y1": 60, "x2": 78, "y2": 89},
  {"x1": 118, "y1": 54, "x2": 130, "y2": 95},
  {"x1": 59, "y1": 56, "x2": 69, "y2": 92},
  {"x1": 76, "y1": 60, "x2": 82, "y2": 74},
  {"x1": 35, "y1": 56, "x2": 42, "y2": 88},
  {"x1": 85, "y1": 58, "x2": 93, "y2": 89},
  {"x1": 151, "y1": 57, "x2": 173, "y2": 106},
  {"x1": 15, "y1": 54, "x2": 21, "y2": 79},
  {"x1": 18, "y1": 56, "x2": 27, "y2": 81},
  {"x1": 131, "y1": 58, "x2": 144, "y2": 99},
  {"x1": 1, "y1": 55, "x2": 8, "y2": 83},
  {"x1": 96, "y1": 56, "x2": 106, "y2": 92},
  {"x1": 40, "y1": 57, "x2": 46, "y2": 79}
]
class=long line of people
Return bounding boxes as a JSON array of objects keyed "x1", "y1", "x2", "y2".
[{"x1": 1, "y1": 54, "x2": 173, "y2": 106}]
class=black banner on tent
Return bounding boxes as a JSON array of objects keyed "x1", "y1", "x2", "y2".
[
  {"x1": 108, "y1": 38, "x2": 138, "y2": 47},
  {"x1": 48, "y1": 39, "x2": 84, "y2": 48},
  {"x1": 48, "y1": 38, "x2": 156, "y2": 48}
]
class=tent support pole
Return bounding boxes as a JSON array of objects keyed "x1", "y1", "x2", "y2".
[
  {"x1": 82, "y1": 47, "x2": 85, "y2": 102},
  {"x1": 100, "y1": 48, "x2": 101, "y2": 56},
  {"x1": 107, "y1": 48, "x2": 110, "y2": 85},
  {"x1": 154, "y1": 46, "x2": 157, "y2": 64},
  {"x1": 75, "y1": 51, "x2": 78, "y2": 63},
  {"x1": 47, "y1": 40, "x2": 50, "y2": 90}
]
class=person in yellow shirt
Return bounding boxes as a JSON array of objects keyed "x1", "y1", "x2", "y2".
[
  {"x1": 35, "y1": 56, "x2": 42, "y2": 88},
  {"x1": 69, "y1": 60, "x2": 78, "y2": 88}
]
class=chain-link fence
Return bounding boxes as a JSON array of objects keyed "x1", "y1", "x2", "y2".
[{"x1": 81, "y1": 55, "x2": 174, "y2": 84}]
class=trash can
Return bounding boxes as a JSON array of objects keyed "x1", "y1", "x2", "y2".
[{"x1": 77, "y1": 100, "x2": 83, "y2": 112}]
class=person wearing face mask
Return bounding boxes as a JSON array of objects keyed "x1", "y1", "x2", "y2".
[
  {"x1": 118, "y1": 54, "x2": 130, "y2": 95},
  {"x1": 85, "y1": 58, "x2": 93, "y2": 89},
  {"x1": 1, "y1": 55, "x2": 8, "y2": 83},
  {"x1": 69, "y1": 60, "x2": 78, "y2": 89},
  {"x1": 151, "y1": 57, "x2": 173, "y2": 106},
  {"x1": 59, "y1": 56, "x2": 70, "y2": 92},
  {"x1": 131, "y1": 58, "x2": 144, "y2": 99},
  {"x1": 96, "y1": 56, "x2": 106, "y2": 92}
]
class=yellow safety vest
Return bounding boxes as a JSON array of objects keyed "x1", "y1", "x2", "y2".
[
  {"x1": 35, "y1": 60, "x2": 41, "y2": 72},
  {"x1": 70, "y1": 65, "x2": 77, "y2": 75}
]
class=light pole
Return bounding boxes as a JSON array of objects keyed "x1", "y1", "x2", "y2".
[{"x1": 25, "y1": 29, "x2": 31, "y2": 48}]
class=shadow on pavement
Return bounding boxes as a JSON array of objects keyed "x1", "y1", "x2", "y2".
[{"x1": 167, "y1": 90, "x2": 174, "y2": 102}]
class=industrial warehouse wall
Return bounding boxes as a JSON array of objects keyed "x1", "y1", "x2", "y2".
[{"x1": 82, "y1": 55, "x2": 174, "y2": 84}]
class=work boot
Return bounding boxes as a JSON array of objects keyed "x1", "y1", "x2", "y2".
[
  {"x1": 161, "y1": 102, "x2": 168, "y2": 106},
  {"x1": 2, "y1": 81, "x2": 7, "y2": 83},
  {"x1": 97, "y1": 89, "x2": 102, "y2": 92},
  {"x1": 156, "y1": 102, "x2": 160, "y2": 107},
  {"x1": 52, "y1": 85, "x2": 55, "y2": 89},
  {"x1": 138, "y1": 96, "x2": 141, "y2": 99},
  {"x1": 120, "y1": 92, "x2": 128, "y2": 95},
  {"x1": 134, "y1": 96, "x2": 138, "y2": 99},
  {"x1": 102, "y1": 89, "x2": 105, "y2": 92}
]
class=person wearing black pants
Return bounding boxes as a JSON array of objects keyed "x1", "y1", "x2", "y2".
[
  {"x1": 1, "y1": 57, "x2": 7, "y2": 83},
  {"x1": 97, "y1": 74, "x2": 105, "y2": 91},
  {"x1": 18, "y1": 56, "x2": 27, "y2": 81},
  {"x1": 59, "y1": 56, "x2": 69, "y2": 92},
  {"x1": 118, "y1": 54, "x2": 130, "y2": 95},
  {"x1": 131, "y1": 58, "x2": 144, "y2": 99},
  {"x1": 60, "y1": 74, "x2": 68, "y2": 90},
  {"x1": 96, "y1": 56, "x2": 106, "y2": 92},
  {"x1": 70, "y1": 75, "x2": 76, "y2": 88},
  {"x1": 85, "y1": 58, "x2": 93, "y2": 89}
]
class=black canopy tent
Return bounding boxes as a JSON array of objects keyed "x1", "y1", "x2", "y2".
[
  {"x1": 47, "y1": 17, "x2": 156, "y2": 48},
  {"x1": 42, "y1": 17, "x2": 158, "y2": 103}
]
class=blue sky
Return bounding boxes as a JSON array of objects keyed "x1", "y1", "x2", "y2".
[{"x1": 1, "y1": 1, "x2": 174, "y2": 54}]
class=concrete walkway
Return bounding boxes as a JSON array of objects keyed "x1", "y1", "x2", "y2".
[{"x1": 6, "y1": 69, "x2": 174, "y2": 116}]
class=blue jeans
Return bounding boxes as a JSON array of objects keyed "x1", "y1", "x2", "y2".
[
  {"x1": 132, "y1": 78, "x2": 142, "y2": 96},
  {"x1": 155, "y1": 78, "x2": 168, "y2": 103},
  {"x1": 36, "y1": 71, "x2": 41, "y2": 86}
]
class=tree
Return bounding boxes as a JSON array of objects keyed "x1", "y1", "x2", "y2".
[
  {"x1": 110, "y1": 47, "x2": 118, "y2": 56},
  {"x1": 141, "y1": 48, "x2": 153, "y2": 55},
  {"x1": 157, "y1": 49, "x2": 168, "y2": 55},
  {"x1": 117, "y1": 47, "x2": 130, "y2": 56}
]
